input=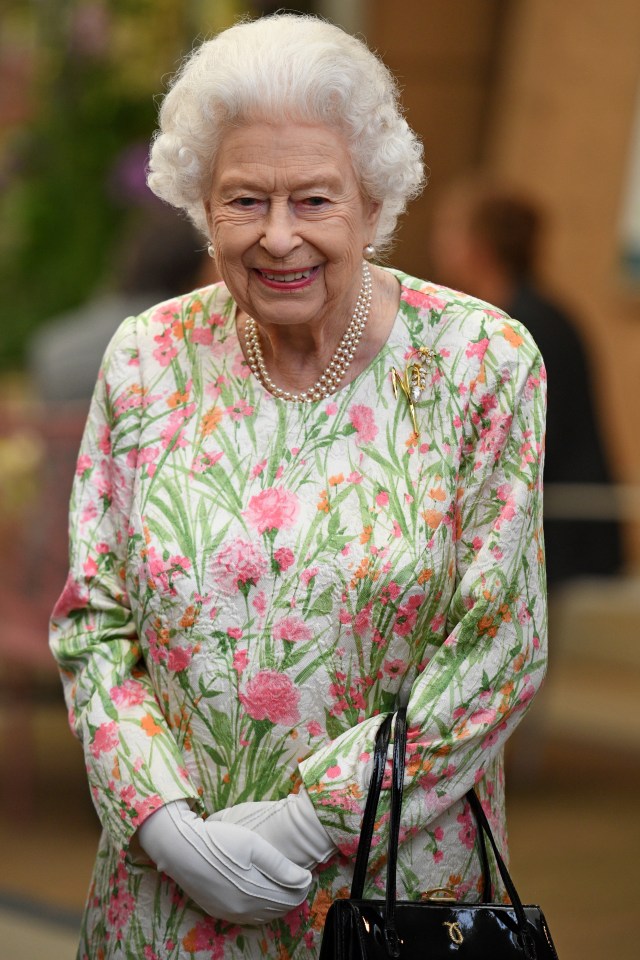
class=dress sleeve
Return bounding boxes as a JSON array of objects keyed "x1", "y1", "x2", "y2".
[
  {"x1": 49, "y1": 316, "x2": 200, "y2": 852},
  {"x1": 299, "y1": 322, "x2": 547, "y2": 854}
]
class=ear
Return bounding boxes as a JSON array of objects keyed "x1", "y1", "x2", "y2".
[{"x1": 364, "y1": 197, "x2": 383, "y2": 236}]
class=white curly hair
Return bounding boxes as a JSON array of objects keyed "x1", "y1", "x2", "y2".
[{"x1": 147, "y1": 13, "x2": 425, "y2": 252}]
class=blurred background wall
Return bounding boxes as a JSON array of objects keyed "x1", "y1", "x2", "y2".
[{"x1": 0, "y1": 2, "x2": 639, "y2": 959}]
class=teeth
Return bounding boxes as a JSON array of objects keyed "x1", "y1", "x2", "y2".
[{"x1": 261, "y1": 268, "x2": 314, "y2": 282}]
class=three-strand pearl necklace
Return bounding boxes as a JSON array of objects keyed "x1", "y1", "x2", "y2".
[{"x1": 244, "y1": 261, "x2": 373, "y2": 403}]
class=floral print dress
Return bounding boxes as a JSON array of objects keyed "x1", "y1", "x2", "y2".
[{"x1": 50, "y1": 268, "x2": 547, "y2": 960}]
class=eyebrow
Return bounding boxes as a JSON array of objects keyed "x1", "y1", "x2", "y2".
[{"x1": 216, "y1": 173, "x2": 343, "y2": 194}]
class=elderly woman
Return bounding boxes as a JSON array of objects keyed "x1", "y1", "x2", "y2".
[{"x1": 50, "y1": 13, "x2": 547, "y2": 960}]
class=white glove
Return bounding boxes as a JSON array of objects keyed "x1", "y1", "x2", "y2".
[
  {"x1": 208, "y1": 786, "x2": 337, "y2": 870},
  {"x1": 137, "y1": 800, "x2": 312, "y2": 924}
]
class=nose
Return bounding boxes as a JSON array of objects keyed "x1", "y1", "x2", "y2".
[{"x1": 259, "y1": 200, "x2": 303, "y2": 259}]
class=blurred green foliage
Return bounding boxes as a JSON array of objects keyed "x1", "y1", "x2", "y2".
[{"x1": 0, "y1": 0, "x2": 315, "y2": 370}]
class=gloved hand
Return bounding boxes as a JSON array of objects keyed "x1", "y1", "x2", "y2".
[
  {"x1": 208, "y1": 785, "x2": 337, "y2": 870},
  {"x1": 137, "y1": 800, "x2": 312, "y2": 924}
]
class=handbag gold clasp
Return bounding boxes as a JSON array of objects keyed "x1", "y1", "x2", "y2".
[
  {"x1": 421, "y1": 887, "x2": 457, "y2": 902},
  {"x1": 444, "y1": 921, "x2": 464, "y2": 945}
]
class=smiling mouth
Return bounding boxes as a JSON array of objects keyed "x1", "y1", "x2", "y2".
[{"x1": 256, "y1": 266, "x2": 318, "y2": 283}]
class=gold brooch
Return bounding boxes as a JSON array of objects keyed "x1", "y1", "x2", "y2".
[{"x1": 391, "y1": 346, "x2": 435, "y2": 435}]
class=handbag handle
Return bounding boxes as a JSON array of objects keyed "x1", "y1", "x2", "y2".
[
  {"x1": 383, "y1": 708, "x2": 536, "y2": 960},
  {"x1": 350, "y1": 712, "x2": 394, "y2": 898},
  {"x1": 351, "y1": 710, "x2": 492, "y2": 902}
]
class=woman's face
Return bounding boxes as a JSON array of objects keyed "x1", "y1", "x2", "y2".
[{"x1": 204, "y1": 122, "x2": 380, "y2": 331}]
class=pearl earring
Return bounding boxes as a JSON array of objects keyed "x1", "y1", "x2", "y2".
[
  {"x1": 207, "y1": 243, "x2": 215, "y2": 258},
  {"x1": 363, "y1": 243, "x2": 376, "y2": 260}
]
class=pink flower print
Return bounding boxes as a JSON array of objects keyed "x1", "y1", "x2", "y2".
[
  {"x1": 480, "y1": 413, "x2": 512, "y2": 459},
  {"x1": 300, "y1": 566, "x2": 319, "y2": 587},
  {"x1": 252, "y1": 590, "x2": 267, "y2": 616},
  {"x1": 80, "y1": 502, "x2": 98, "y2": 525},
  {"x1": 480, "y1": 392, "x2": 498, "y2": 416},
  {"x1": 190, "y1": 450, "x2": 224, "y2": 475},
  {"x1": 143, "y1": 548, "x2": 191, "y2": 595},
  {"x1": 465, "y1": 337, "x2": 489, "y2": 360},
  {"x1": 83, "y1": 556, "x2": 98, "y2": 579},
  {"x1": 384, "y1": 658, "x2": 407, "y2": 677},
  {"x1": 167, "y1": 646, "x2": 192, "y2": 672},
  {"x1": 272, "y1": 614, "x2": 312, "y2": 644},
  {"x1": 233, "y1": 648, "x2": 249, "y2": 674},
  {"x1": 90, "y1": 721, "x2": 119, "y2": 758},
  {"x1": 347, "y1": 471, "x2": 363, "y2": 484},
  {"x1": 226, "y1": 398, "x2": 254, "y2": 421},
  {"x1": 127, "y1": 446, "x2": 160, "y2": 477},
  {"x1": 232, "y1": 349, "x2": 251, "y2": 379},
  {"x1": 98, "y1": 425, "x2": 111, "y2": 454},
  {"x1": 325, "y1": 402, "x2": 338, "y2": 416},
  {"x1": 240, "y1": 670, "x2": 300, "y2": 726},
  {"x1": 349, "y1": 404, "x2": 378, "y2": 445},
  {"x1": 274, "y1": 546, "x2": 295, "y2": 571},
  {"x1": 497, "y1": 498, "x2": 516, "y2": 529},
  {"x1": 353, "y1": 602, "x2": 372, "y2": 634},
  {"x1": 182, "y1": 917, "x2": 227, "y2": 958},
  {"x1": 160, "y1": 404, "x2": 195, "y2": 451},
  {"x1": 151, "y1": 300, "x2": 181, "y2": 325},
  {"x1": 227, "y1": 626, "x2": 242, "y2": 640},
  {"x1": 244, "y1": 486, "x2": 299, "y2": 534},
  {"x1": 76, "y1": 454, "x2": 93, "y2": 477},
  {"x1": 375, "y1": 491, "x2": 389, "y2": 507},
  {"x1": 470, "y1": 708, "x2": 497, "y2": 726},
  {"x1": 457, "y1": 806, "x2": 477, "y2": 849},
  {"x1": 393, "y1": 600, "x2": 419, "y2": 637},
  {"x1": 51, "y1": 573, "x2": 89, "y2": 619},
  {"x1": 113, "y1": 387, "x2": 145, "y2": 417},
  {"x1": 152, "y1": 328, "x2": 178, "y2": 366},
  {"x1": 250, "y1": 459, "x2": 268, "y2": 479},
  {"x1": 306, "y1": 720, "x2": 322, "y2": 737},
  {"x1": 107, "y1": 887, "x2": 135, "y2": 931},
  {"x1": 213, "y1": 538, "x2": 268, "y2": 593},
  {"x1": 110, "y1": 679, "x2": 147, "y2": 708},
  {"x1": 481, "y1": 720, "x2": 508, "y2": 750},
  {"x1": 402, "y1": 287, "x2": 433, "y2": 309},
  {"x1": 132, "y1": 794, "x2": 163, "y2": 826},
  {"x1": 190, "y1": 327, "x2": 213, "y2": 346}
]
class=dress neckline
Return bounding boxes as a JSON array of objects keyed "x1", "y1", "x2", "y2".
[{"x1": 228, "y1": 266, "x2": 414, "y2": 407}]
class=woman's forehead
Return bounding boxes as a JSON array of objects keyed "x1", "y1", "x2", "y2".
[{"x1": 212, "y1": 121, "x2": 357, "y2": 192}]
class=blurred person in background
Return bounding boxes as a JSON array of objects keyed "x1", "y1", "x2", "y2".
[
  {"x1": 429, "y1": 177, "x2": 623, "y2": 588},
  {"x1": 29, "y1": 206, "x2": 209, "y2": 405},
  {"x1": 49, "y1": 15, "x2": 547, "y2": 959}
]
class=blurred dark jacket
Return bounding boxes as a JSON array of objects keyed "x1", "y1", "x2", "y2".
[{"x1": 509, "y1": 282, "x2": 623, "y2": 585}]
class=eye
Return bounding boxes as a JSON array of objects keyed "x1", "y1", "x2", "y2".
[
  {"x1": 233, "y1": 197, "x2": 260, "y2": 208},
  {"x1": 301, "y1": 196, "x2": 328, "y2": 208}
]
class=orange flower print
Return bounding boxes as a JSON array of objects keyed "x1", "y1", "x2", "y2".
[
  {"x1": 422, "y1": 509, "x2": 443, "y2": 530},
  {"x1": 311, "y1": 888, "x2": 334, "y2": 931},
  {"x1": 502, "y1": 323, "x2": 524, "y2": 348},
  {"x1": 141, "y1": 714, "x2": 164, "y2": 737},
  {"x1": 200, "y1": 406, "x2": 223, "y2": 436}
]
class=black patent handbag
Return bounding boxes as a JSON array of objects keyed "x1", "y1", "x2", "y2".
[{"x1": 319, "y1": 708, "x2": 559, "y2": 960}]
